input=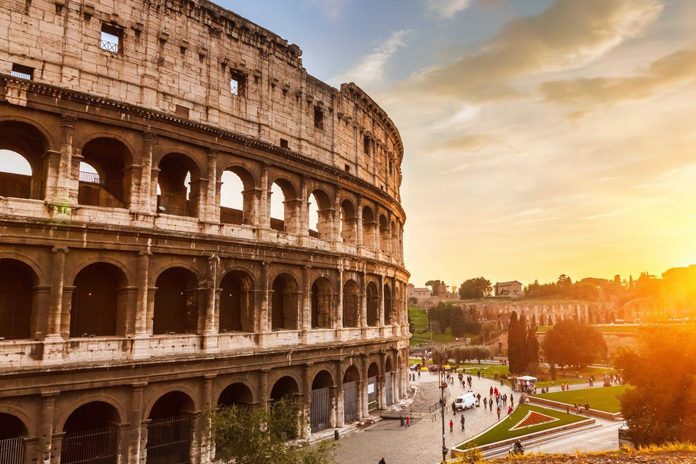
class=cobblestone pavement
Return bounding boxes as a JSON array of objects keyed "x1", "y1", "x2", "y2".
[{"x1": 335, "y1": 370, "x2": 514, "y2": 464}]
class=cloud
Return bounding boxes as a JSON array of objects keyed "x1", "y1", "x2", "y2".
[
  {"x1": 303, "y1": 0, "x2": 350, "y2": 20},
  {"x1": 332, "y1": 30, "x2": 412, "y2": 88},
  {"x1": 426, "y1": 0, "x2": 472, "y2": 19},
  {"x1": 407, "y1": 0, "x2": 663, "y2": 101},
  {"x1": 539, "y1": 46, "x2": 696, "y2": 108}
]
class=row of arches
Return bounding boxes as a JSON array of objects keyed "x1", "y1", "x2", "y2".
[
  {"x1": 0, "y1": 121, "x2": 403, "y2": 256},
  {"x1": 0, "y1": 258, "x2": 402, "y2": 340},
  {"x1": 0, "y1": 358, "x2": 402, "y2": 463}
]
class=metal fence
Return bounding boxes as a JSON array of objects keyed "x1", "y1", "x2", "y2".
[
  {"x1": 385, "y1": 372, "x2": 393, "y2": 406},
  {"x1": 343, "y1": 381, "x2": 358, "y2": 423},
  {"x1": 367, "y1": 376, "x2": 378, "y2": 411},
  {"x1": 310, "y1": 387, "x2": 331, "y2": 433},
  {"x1": 79, "y1": 170, "x2": 101, "y2": 184},
  {"x1": 61, "y1": 425, "x2": 118, "y2": 464},
  {"x1": 0, "y1": 437, "x2": 24, "y2": 464},
  {"x1": 146, "y1": 416, "x2": 192, "y2": 464}
]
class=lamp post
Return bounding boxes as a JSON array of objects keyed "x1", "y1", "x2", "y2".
[{"x1": 439, "y1": 361, "x2": 447, "y2": 463}]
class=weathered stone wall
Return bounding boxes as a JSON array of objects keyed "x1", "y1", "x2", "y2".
[{"x1": 0, "y1": 0, "x2": 403, "y2": 200}]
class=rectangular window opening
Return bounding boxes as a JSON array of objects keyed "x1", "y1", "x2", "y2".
[
  {"x1": 175, "y1": 105, "x2": 190, "y2": 119},
  {"x1": 100, "y1": 23, "x2": 122, "y2": 54},
  {"x1": 344, "y1": 164, "x2": 350, "y2": 173},
  {"x1": 363, "y1": 135, "x2": 370, "y2": 155},
  {"x1": 314, "y1": 106, "x2": 324, "y2": 130},
  {"x1": 10, "y1": 63, "x2": 34, "y2": 80},
  {"x1": 230, "y1": 71, "x2": 246, "y2": 96},
  {"x1": 280, "y1": 138, "x2": 289, "y2": 149}
]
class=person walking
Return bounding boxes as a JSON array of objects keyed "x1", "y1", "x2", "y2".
[
  {"x1": 496, "y1": 406, "x2": 501, "y2": 420},
  {"x1": 405, "y1": 416, "x2": 411, "y2": 428},
  {"x1": 483, "y1": 397, "x2": 487, "y2": 409},
  {"x1": 460, "y1": 415, "x2": 465, "y2": 431},
  {"x1": 379, "y1": 458, "x2": 386, "y2": 464},
  {"x1": 449, "y1": 419, "x2": 454, "y2": 433}
]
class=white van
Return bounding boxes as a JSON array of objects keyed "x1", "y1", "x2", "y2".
[{"x1": 453, "y1": 392, "x2": 476, "y2": 411}]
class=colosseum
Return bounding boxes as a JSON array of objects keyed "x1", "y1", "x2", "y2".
[{"x1": 0, "y1": 1, "x2": 410, "y2": 462}]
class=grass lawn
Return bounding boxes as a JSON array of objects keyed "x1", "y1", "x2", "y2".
[
  {"x1": 536, "y1": 385, "x2": 628, "y2": 413},
  {"x1": 457, "y1": 404, "x2": 587, "y2": 448},
  {"x1": 534, "y1": 366, "x2": 615, "y2": 388},
  {"x1": 459, "y1": 363, "x2": 509, "y2": 378}
]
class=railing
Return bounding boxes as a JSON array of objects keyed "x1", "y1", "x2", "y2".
[
  {"x1": 0, "y1": 437, "x2": 23, "y2": 464},
  {"x1": 61, "y1": 425, "x2": 118, "y2": 464},
  {"x1": 146, "y1": 416, "x2": 192, "y2": 464},
  {"x1": 79, "y1": 170, "x2": 101, "y2": 184},
  {"x1": 99, "y1": 40, "x2": 119, "y2": 54}
]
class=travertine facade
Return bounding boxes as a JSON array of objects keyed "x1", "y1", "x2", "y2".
[{"x1": 0, "y1": 1, "x2": 409, "y2": 463}]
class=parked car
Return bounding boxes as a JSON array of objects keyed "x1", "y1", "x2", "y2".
[{"x1": 453, "y1": 392, "x2": 477, "y2": 411}]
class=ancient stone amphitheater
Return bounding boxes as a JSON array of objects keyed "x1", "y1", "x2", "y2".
[{"x1": 0, "y1": 1, "x2": 409, "y2": 463}]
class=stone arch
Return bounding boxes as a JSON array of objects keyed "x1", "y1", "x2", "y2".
[
  {"x1": 270, "y1": 375, "x2": 300, "y2": 402},
  {"x1": 0, "y1": 258, "x2": 37, "y2": 340},
  {"x1": 366, "y1": 281, "x2": 379, "y2": 326},
  {"x1": 78, "y1": 137, "x2": 134, "y2": 208},
  {"x1": 217, "y1": 382, "x2": 254, "y2": 408},
  {"x1": 311, "y1": 277, "x2": 332, "y2": 329},
  {"x1": 308, "y1": 188, "x2": 332, "y2": 239},
  {"x1": 146, "y1": 391, "x2": 195, "y2": 464},
  {"x1": 269, "y1": 177, "x2": 299, "y2": 233},
  {"x1": 219, "y1": 270, "x2": 254, "y2": 333},
  {"x1": 342, "y1": 279, "x2": 360, "y2": 328},
  {"x1": 366, "y1": 362, "x2": 381, "y2": 411},
  {"x1": 343, "y1": 364, "x2": 361, "y2": 383},
  {"x1": 0, "y1": 412, "x2": 27, "y2": 463},
  {"x1": 271, "y1": 273, "x2": 299, "y2": 330},
  {"x1": 60, "y1": 401, "x2": 121, "y2": 464},
  {"x1": 310, "y1": 370, "x2": 334, "y2": 433},
  {"x1": 367, "y1": 362, "x2": 380, "y2": 378},
  {"x1": 378, "y1": 214, "x2": 389, "y2": 253},
  {"x1": 220, "y1": 164, "x2": 256, "y2": 225},
  {"x1": 383, "y1": 282, "x2": 393, "y2": 324},
  {"x1": 342, "y1": 364, "x2": 361, "y2": 423},
  {"x1": 0, "y1": 119, "x2": 50, "y2": 199},
  {"x1": 156, "y1": 152, "x2": 202, "y2": 217},
  {"x1": 362, "y1": 205, "x2": 376, "y2": 249},
  {"x1": 153, "y1": 267, "x2": 200, "y2": 335},
  {"x1": 70, "y1": 262, "x2": 128, "y2": 337},
  {"x1": 339, "y1": 199, "x2": 357, "y2": 244}
]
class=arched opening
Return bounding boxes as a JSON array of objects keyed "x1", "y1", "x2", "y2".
[
  {"x1": 0, "y1": 413, "x2": 27, "y2": 464},
  {"x1": 219, "y1": 271, "x2": 253, "y2": 333},
  {"x1": 217, "y1": 383, "x2": 254, "y2": 409},
  {"x1": 362, "y1": 206, "x2": 376, "y2": 249},
  {"x1": 342, "y1": 365, "x2": 360, "y2": 423},
  {"x1": 220, "y1": 167, "x2": 255, "y2": 225},
  {"x1": 270, "y1": 179, "x2": 297, "y2": 233},
  {"x1": 70, "y1": 263, "x2": 126, "y2": 337},
  {"x1": 146, "y1": 392, "x2": 194, "y2": 464},
  {"x1": 61, "y1": 402, "x2": 119, "y2": 464},
  {"x1": 366, "y1": 281, "x2": 379, "y2": 327},
  {"x1": 0, "y1": 120, "x2": 48, "y2": 200},
  {"x1": 153, "y1": 268, "x2": 199, "y2": 335},
  {"x1": 0, "y1": 259, "x2": 35, "y2": 340},
  {"x1": 270, "y1": 376, "x2": 300, "y2": 439},
  {"x1": 342, "y1": 280, "x2": 359, "y2": 328},
  {"x1": 78, "y1": 138, "x2": 132, "y2": 208},
  {"x1": 157, "y1": 153, "x2": 201, "y2": 217},
  {"x1": 379, "y1": 214, "x2": 389, "y2": 253},
  {"x1": 310, "y1": 370, "x2": 334, "y2": 433},
  {"x1": 383, "y1": 283, "x2": 393, "y2": 325},
  {"x1": 339, "y1": 200, "x2": 357, "y2": 244},
  {"x1": 308, "y1": 190, "x2": 332, "y2": 240},
  {"x1": 271, "y1": 273, "x2": 298, "y2": 331},
  {"x1": 311, "y1": 277, "x2": 332, "y2": 329},
  {"x1": 367, "y1": 362, "x2": 380, "y2": 411},
  {"x1": 385, "y1": 357, "x2": 395, "y2": 406}
]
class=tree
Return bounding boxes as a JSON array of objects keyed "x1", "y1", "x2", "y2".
[
  {"x1": 524, "y1": 322, "x2": 540, "y2": 373},
  {"x1": 458, "y1": 277, "x2": 492, "y2": 299},
  {"x1": 451, "y1": 307, "x2": 467, "y2": 338},
  {"x1": 541, "y1": 320, "x2": 606, "y2": 376},
  {"x1": 507, "y1": 311, "x2": 526, "y2": 374},
  {"x1": 211, "y1": 398, "x2": 335, "y2": 464},
  {"x1": 471, "y1": 345, "x2": 491, "y2": 364},
  {"x1": 615, "y1": 325, "x2": 696, "y2": 446}
]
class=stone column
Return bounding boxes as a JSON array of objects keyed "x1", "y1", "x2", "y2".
[
  {"x1": 44, "y1": 247, "x2": 67, "y2": 362},
  {"x1": 379, "y1": 275, "x2": 385, "y2": 326},
  {"x1": 360, "y1": 272, "x2": 368, "y2": 331},
  {"x1": 131, "y1": 130, "x2": 155, "y2": 215},
  {"x1": 38, "y1": 391, "x2": 58, "y2": 464},
  {"x1": 53, "y1": 115, "x2": 77, "y2": 205},
  {"x1": 59, "y1": 286, "x2": 75, "y2": 339},
  {"x1": 301, "y1": 266, "x2": 311, "y2": 342},
  {"x1": 199, "y1": 375, "x2": 215, "y2": 463},
  {"x1": 360, "y1": 355, "x2": 369, "y2": 419},
  {"x1": 125, "y1": 383, "x2": 146, "y2": 464},
  {"x1": 335, "y1": 268, "x2": 344, "y2": 331},
  {"x1": 334, "y1": 361, "x2": 345, "y2": 428},
  {"x1": 356, "y1": 196, "x2": 363, "y2": 250},
  {"x1": 259, "y1": 368, "x2": 270, "y2": 413},
  {"x1": 257, "y1": 165, "x2": 270, "y2": 240},
  {"x1": 203, "y1": 255, "x2": 220, "y2": 352},
  {"x1": 134, "y1": 251, "x2": 151, "y2": 336},
  {"x1": 204, "y1": 150, "x2": 219, "y2": 224},
  {"x1": 150, "y1": 167, "x2": 160, "y2": 213},
  {"x1": 256, "y1": 262, "x2": 270, "y2": 346},
  {"x1": 299, "y1": 177, "x2": 309, "y2": 241},
  {"x1": 332, "y1": 185, "x2": 341, "y2": 247},
  {"x1": 302, "y1": 363, "x2": 312, "y2": 438}
]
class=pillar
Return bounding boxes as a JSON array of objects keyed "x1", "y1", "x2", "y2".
[
  {"x1": 301, "y1": 266, "x2": 311, "y2": 340},
  {"x1": 203, "y1": 255, "x2": 219, "y2": 351},
  {"x1": 299, "y1": 177, "x2": 309, "y2": 239},
  {"x1": 302, "y1": 363, "x2": 312, "y2": 438},
  {"x1": 199, "y1": 375, "x2": 215, "y2": 463},
  {"x1": 257, "y1": 165, "x2": 270, "y2": 240},
  {"x1": 335, "y1": 268, "x2": 344, "y2": 330},
  {"x1": 379, "y1": 275, "x2": 385, "y2": 326},
  {"x1": 356, "y1": 196, "x2": 363, "y2": 250},
  {"x1": 125, "y1": 383, "x2": 146, "y2": 464},
  {"x1": 134, "y1": 252, "x2": 150, "y2": 336},
  {"x1": 334, "y1": 361, "x2": 345, "y2": 427},
  {"x1": 203, "y1": 150, "x2": 219, "y2": 224},
  {"x1": 259, "y1": 369, "x2": 270, "y2": 414},
  {"x1": 360, "y1": 272, "x2": 368, "y2": 330},
  {"x1": 45, "y1": 247, "x2": 67, "y2": 345},
  {"x1": 38, "y1": 391, "x2": 58, "y2": 464},
  {"x1": 132, "y1": 130, "x2": 154, "y2": 214}
]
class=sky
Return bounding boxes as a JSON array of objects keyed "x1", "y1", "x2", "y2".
[{"x1": 218, "y1": 0, "x2": 696, "y2": 288}]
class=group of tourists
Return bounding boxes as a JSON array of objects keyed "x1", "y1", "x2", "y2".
[{"x1": 566, "y1": 402, "x2": 591, "y2": 415}]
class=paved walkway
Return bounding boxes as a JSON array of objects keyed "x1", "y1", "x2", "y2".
[{"x1": 334, "y1": 371, "x2": 513, "y2": 464}]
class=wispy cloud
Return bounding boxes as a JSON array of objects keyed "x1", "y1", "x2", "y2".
[
  {"x1": 332, "y1": 29, "x2": 412, "y2": 88},
  {"x1": 303, "y1": 0, "x2": 350, "y2": 20},
  {"x1": 406, "y1": 0, "x2": 663, "y2": 102},
  {"x1": 426, "y1": 0, "x2": 472, "y2": 19},
  {"x1": 540, "y1": 46, "x2": 696, "y2": 110}
]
